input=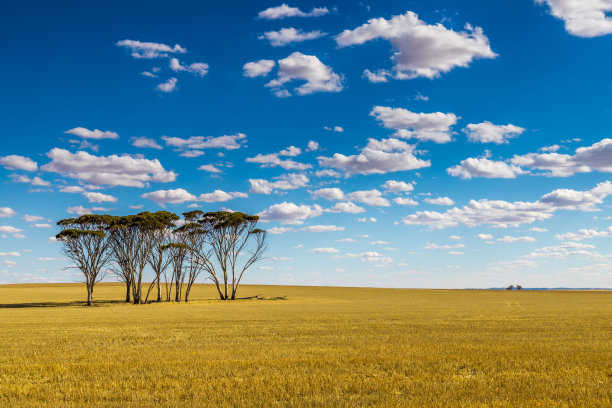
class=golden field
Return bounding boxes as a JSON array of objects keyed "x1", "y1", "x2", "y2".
[{"x1": 0, "y1": 283, "x2": 610, "y2": 407}]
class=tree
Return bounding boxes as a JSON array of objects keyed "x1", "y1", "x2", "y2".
[
  {"x1": 516, "y1": 285, "x2": 522, "y2": 290},
  {"x1": 108, "y1": 211, "x2": 177, "y2": 304},
  {"x1": 506, "y1": 285, "x2": 514, "y2": 290},
  {"x1": 146, "y1": 211, "x2": 179, "y2": 302},
  {"x1": 56, "y1": 215, "x2": 114, "y2": 306},
  {"x1": 179, "y1": 211, "x2": 209, "y2": 302},
  {"x1": 198, "y1": 211, "x2": 267, "y2": 300},
  {"x1": 163, "y1": 242, "x2": 189, "y2": 301}
]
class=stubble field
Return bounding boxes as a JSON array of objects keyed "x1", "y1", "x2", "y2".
[{"x1": 0, "y1": 283, "x2": 610, "y2": 407}]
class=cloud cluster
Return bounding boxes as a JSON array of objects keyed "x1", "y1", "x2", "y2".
[
  {"x1": 402, "y1": 181, "x2": 612, "y2": 229},
  {"x1": 258, "y1": 4, "x2": 329, "y2": 20},
  {"x1": 257, "y1": 202, "x2": 323, "y2": 224},
  {"x1": 243, "y1": 60, "x2": 276, "y2": 77},
  {"x1": 0, "y1": 155, "x2": 38, "y2": 171},
  {"x1": 162, "y1": 133, "x2": 246, "y2": 157},
  {"x1": 318, "y1": 138, "x2": 430, "y2": 175},
  {"x1": 246, "y1": 146, "x2": 310, "y2": 170},
  {"x1": 249, "y1": 173, "x2": 309, "y2": 194},
  {"x1": 536, "y1": 0, "x2": 612, "y2": 37},
  {"x1": 116, "y1": 40, "x2": 187, "y2": 58},
  {"x1": 336, "y1": 11, "x2": 497, "y2": 80},
  {"x1": 259, "y1": 28, "x2": 326, "y2": 46},
  {"x1": 463, "y1": 121, "x2": 525, "y2": 144},
  {"x1": 141, "y1": 188, "x2": 247, "y2": 204},
  {"x1": 447, "y1": 157, "x2": 525, "y2": 179},
  {"x1": 370, "y1": 106, "x2": 458, "y2": 143},
  {"x1": 41, "y1": 148, "x2": 176, "y2": 187}
]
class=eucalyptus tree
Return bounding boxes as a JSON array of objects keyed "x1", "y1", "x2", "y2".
[
  {"x1": 56, "y1": 215, "x2": 115, "y2": 306},
  {"x1": 108, "y1": 211, "x2": 177, "y2": 304},
  {"x1": 176, "y1": 211, "x2": 209, "y2": 302},
  {"x1": 163, "y1": 242, "x2": 190, "y2": 302},
  {"x1": 146, "y1": 211, "x2": 179, "y2": 302},
  {"x1": 198, "y1": 211, "x2": 267, "y2": 300}
]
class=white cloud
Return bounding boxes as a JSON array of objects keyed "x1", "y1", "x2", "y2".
[
  {"x1": 116, "y1": 39, "x2": 186, "y2": 58},
  {"x1": 511, "y1": 138, "x2": 612, "y2": 177},
  {"x1": 402, "y1": 181, "x2": 612, "y2": 229},
  {"x1": 447, "y1": 157, "x2": 525, "y2": 179},
  {"x1": 0, "y1": 208, "x2": 16, "y2": 218},
  {"x1": 337, "y1": 238, "x2": 356, "y2": 242},
  {"x1": 371, "y1": 240, "x2": 389, "y2": 245},
  {"x1": 22, "y1": 215, "x2": 43, "y2": 222},
  {"x1": 246, "y1": 146, "x2": 310, "y2": 170},
  {"x1": 530, "y1": 227, "x2": 549, "y2": 232},
  {"x1": 370, "y1": 106, "x2": 458, "y2": 143},
  {"x1": 156, "y1": 77, "x2": 178, "y2": 93},
  {"x1": 259, "y1": 28, "x2": 326, "y2": 46},
  {"x1": 83, "y1": 192, "x2": 118, "y2": 203},
  {"x1": 243, "y1": 60, "x2": 276, "y2": 77},
  {"x1": 476, "y1": 233, "x2": 493, "y2": 239},
  {"x1": 141, "y1": 188, "x2": 196, "y2": 204},
  {"x1": 556, "y1": 227, "x2": 612, "y2": 241},
  {"x1": 169, "y1": 58, "x2": 208, "y2": 77},
  {"x1": 198, "y1": 190, "x2": 248, "y2": 203},
  {"x1": 301, "y1": 225, "x2": 345, "y2": 232},
  {"x1": 339, "y1": 251, "x2": 393, "y2": 263},
  {"x1": 318, "y1": 138, "x2": 430, "y2": 175},
  {"x1": 258, "y1": 4, "x2": 329, "y2": 19},
  {"x1": 0, "y1": 226, "x2": 24, "y2": 238},
  {"x1": 307, "y1": 141, "x2": 319, "y2": 151},
  {"x1": 393, "y1": 197, "x2": 418, "y2": 206},
  {"x1": 382, "y1": 180, "x2": 414, "y2": 193},
  {"x1": 59, "y1": 186, "x2": 85, "y2": 193},
  {"x1": 313, "y1": 187, "x2": 345, "y2": 201},
  {"x1": 66, "y1": 206, "x2": 110, "y2": 216},
  {"x1": 325, "y1": 202, "x2": 366, "y2": 214},
  {"x1": 267, "y1": 227, "x2": 294, "y2": 235},
  {"x1": 162, "y1": 133, "x2": 246, "y2": 156},
  {"x1": 249, "y1": 173, "x2": 309, "y2": 194},
  {"x1": 32, "y1": 224, "x2": 52, "y2": 228},
  {"x1": 424, "y1": 243, "x2": 465, "y2": 250},
  {"x1": 424, "y1": 197, "x2": 454, "y2": 206},
  {"x1": 131, "y1": 137, "x2": 162, "y2": 149},
  {"x1": 310, "y1": 247, "x2": 340, "y2": 254},
  {"x1": 324, "y1": 126, "x2": 344, "y2": 133},
  {"x1": 524, "y1": 241, "x2": 601, "y2": 260},
  {"x1": 0, "y1": 251, "x2": 19, "y2": 257},
  {"x1": 64, "y1": 127, "x2": 119, "y2": 140},
  {"x1": 463, "y1": 121, "x2": 525, "y2": 144},
  {"x1": 42, "y1": 148, "x2": 176, "y2": 187},
  {"x1": 536, "y1": 0, "x2": 612, "y2": 37},
  {"x1": 358, "y1": 217, "x2": 378, "y2": 223},
  {"x1": 497, "y1": 236, "x2": 536, "y2": 243},
  {"x1": 450, "y1": 235, "x2": 462, "y2": 240},
  {"x1": 10, "y1": 174, "x2": 50, "y2": 186},
  {"x1": 198, "y1": 164, "x2": 222, "y2": 174},
  {"x1": 348, "y1": 189, "x2": 390, "y2": 207},
  {"x1": 257, "y1": 202, "x2": 323, "y2": 224},
  {"x1": 0, "y1": 155, "x2": 38, "y2": 171},
  {"x1": 265, "y1": 52, "x2": 343, "y2": 96},
  {"x1": 336, "y1": 11, "x2": 496, "y2": 80}
]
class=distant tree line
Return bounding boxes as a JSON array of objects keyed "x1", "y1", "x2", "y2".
[{"x1": 56, "y1": 210, "x2": 267, "y2": 306}]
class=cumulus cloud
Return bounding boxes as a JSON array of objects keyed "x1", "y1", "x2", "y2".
[
  {"x1": 198, "y1": 190, "x2": 248, "y2": 203},
  {"x1": 497, "y1": 235, "x2": 536, "y2": 243},
  {"x1": 83, "y1": 192, "x2": 118, "y2": 203},
  {"x1": 169, "y1": 58, "x2": 208, "y2": 77},
  {"x1": 447, "y1": 157, "x2": 525, "y2": 179},
  {"x1": 10, "y1": 174, "x2": 50, "y2": 186},
  {"x1": 249, "y1": 173, "x2": 309, "y2": 194},
  {"x1": 59, "y1": 186, "x2": 85, "y2": 193},
  {"x1": 325, "y1": 202, "x2": 366, "y2": 214},
  {"x1": 258, "y1": 4, "x2": 329, "y2": 19},
  {"x1": 324, "y1": 126, "x2": 344, "y2": 133},
  {"x1": 347, "y1": 189, "x2": 390, "y2": 207},
  {"x1": 116, "y1": 39, "x2": 186, "y2": 58},
  {"x1": 318, "y1": 138, "x2": 430, "y2": 175},
  {"x1": 0, "y1": 251, "x2": 20, "y2": 257},
  {"x1": 198, "y1": 164, "x2": 222, "y2": 174},
  {"x1": 307, "y1": 141, "x2": 319, "y2": 151},
  {"x1": 536, "y1": 0, "x2": 612, "y2": 37},
  {"x1": 246, "y1": 146, "x2": 310, "y2": 170},
  {"x1": 524, "y1": 241, "x2": 601, "y2": 260},
  {"x1": 156, "y1": 77, "x2": 178, "y2": 93},
  {"x1": 65, "y1": 127, "x2": 119, "y2": 140},
  {"x1": 336, "y1": 11, "x2": 497, "y2": 80},
  {"x1": 162, "y1": 133, "x2": 246, "y2": 156},
  {"x1": 141, "y1": 188, "x2": 246, "y2": 204},
  {"x1": 0, "y1": 226, "x2": 24, "y2": 238},
  {"x1": 259, "y1": 28, "x2": 326, "y2": 46},
  {"x1": 0, "y1": 208, "x2": 17, "y2": 218},
  {"x1": 402, "y1": 181, "x2": 612, "y2": 229},
  {"x1": 131, "y1": 137, "x2": 162, "y2": 149},
  {"x1": 66, "y1": 206, "x2": 110, "y2": 216},
  {"x1": 264, "y1": 52, "x2": 343, "y2": 96},
  {"x1": 556, "y1": 227, "x2": 612, "y2": 241},
  {"x1": 370, "y1": 106, "x2": 458, "y2": 143},
  {"x1": 463, "y1": 121, "x2": 525, "y2": 144},
  {"x1": 0, "y1": 155, "x2": 38, "y2": 171},
  {"x1": 313, "y1": 187, "x2": 345, "y2": 201},
  {"x1": 243, "y1": 60, "x2": 276, "y2": 77},
  {"x1": 424, "y1": 243, "x2": 465, "y2": 250},
  {"x1": 22, "y1": 215, "x2": 43, "y2": 222},
  {"x1": 476, "y1": 233, "x2": 493, "y2": 239},
  {"x1": 393, "y1": 197, "x2": 418, "y2": 206},
  {"x1": 257, "y1": 202, "x2": 323, "y2": 224},
  {"x1": 511, "y1": 138, "x2": 612, "y2": 177},
  {"x1": 310, "y1": 247, "x2": 340, "y2": 254},
  {"x1": 424, "y1": 197, "x2": 454, "y2": 206},
  {"x1": 382, "y1": 180, "x2": 414, "y2": 193},
  {"x1": 301, "y1": 225, "x2": 345, "y2": 232},
  {"x1": 41, "y1": 148, "x2": 176, "y2": 187}
]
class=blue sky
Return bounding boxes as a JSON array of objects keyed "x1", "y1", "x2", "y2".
[{"x1": 2, "y1": 0, "x2": 612, "y2": 288}]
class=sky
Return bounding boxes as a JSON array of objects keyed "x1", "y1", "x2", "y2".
[{"x1": 2, "y1": 0, "x2": 612, "y2": 288}]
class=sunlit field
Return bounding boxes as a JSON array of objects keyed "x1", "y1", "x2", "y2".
[{"x1": 0, "y1": 283, "x2": 610, "y2": 407}]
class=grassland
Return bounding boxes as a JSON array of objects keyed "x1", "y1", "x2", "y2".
[{"x1": 0, "y1": 283, "x2": 610, "y2": 407}]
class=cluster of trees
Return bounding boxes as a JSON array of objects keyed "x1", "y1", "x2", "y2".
[{"x1": 56, "y1": 210, "x2": 267, "y2": 306}]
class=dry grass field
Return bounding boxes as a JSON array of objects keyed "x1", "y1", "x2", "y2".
[{"x1": 0, "y1": 283, "x2": 610, "y2": 407}]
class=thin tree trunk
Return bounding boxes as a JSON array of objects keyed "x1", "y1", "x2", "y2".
[
  {"x1": 125, "y1": 280, "x2": 131, "y2": 303},
  {"x1": 157, "y1": 278, "x2": 162, "y2": 302},
  {"x1": 87, "y1": 284, "x2": 93, "y2": 306}
]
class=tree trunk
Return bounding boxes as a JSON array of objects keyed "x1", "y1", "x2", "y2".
[
  {"x1": 87, "y1": 285, "x2": 93, "y2": 306},
  {"x1": 125, "y1": 281, "x2": 131, "y2": 303},
  {"x1": 157, "y1": 279, "x2": 162, "y2": 302}
]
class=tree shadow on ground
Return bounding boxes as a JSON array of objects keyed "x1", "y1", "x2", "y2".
[{"x1": 0, "y1": 300, "x2": 127, "y2": 309}]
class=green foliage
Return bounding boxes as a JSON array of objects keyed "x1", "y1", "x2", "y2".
[{"x1": 56, "y1": 229, "x2": 106, "y2": 240}]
